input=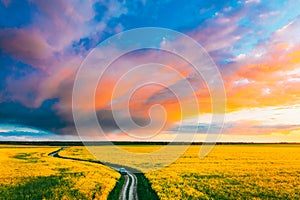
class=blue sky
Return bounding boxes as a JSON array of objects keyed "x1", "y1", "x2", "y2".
[{"x1": 1, "y1": 0, "x2": 300, "y2": 141}]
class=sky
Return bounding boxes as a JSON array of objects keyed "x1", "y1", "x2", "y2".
[{"x1": 0, "y1": 0, "x2": 300, "y2": 142}]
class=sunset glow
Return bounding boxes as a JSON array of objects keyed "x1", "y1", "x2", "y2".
[{"x1": 0, "y1": 0, "x2": 300, "y2": 142}]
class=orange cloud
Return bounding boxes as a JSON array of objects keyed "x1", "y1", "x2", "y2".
[{"x1": 224, "y1": 45, "x2": 300, "y2": 111}]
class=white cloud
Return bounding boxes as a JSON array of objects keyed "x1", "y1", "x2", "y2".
[
  {"x1": 0, "y1": 129, "x2": 9, "y2": 133},
  {"x1": 234, "y1": 78, "x2": 250, "y2": 86},
  {"x1": 178, "y1": 104, "x2": 300, "y2": 128},
  {"x1": 245, "y1": 0, "x2": 260, "y2": 4},
  {"x1": 0, "y1": 124, "x2": 47, "y2": 134}
]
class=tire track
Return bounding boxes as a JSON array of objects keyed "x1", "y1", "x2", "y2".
[
  {"x1": 119, "y1": 172, "x2": 138, "y2": 200},
  {"x1": 120, "y1": 174, "x2": 129, "y2": 200}
]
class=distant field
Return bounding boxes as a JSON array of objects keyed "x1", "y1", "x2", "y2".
[
  {"x1": 62, "y1": 144, "x2": 300, "y2": 199},
  {"x1": 0, "y1": 145, "x2": 119, "y2": 199}
]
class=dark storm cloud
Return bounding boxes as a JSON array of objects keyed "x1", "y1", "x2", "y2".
[
  {"x1": 96, "y1": 109, "x2": 150, "y2": 132},
  {"x1": 1, "y1": 0, "x2": 299, "y2": 141},
  {"x1": 0, "y1": 99, "x2": 68, "y2": 133}
]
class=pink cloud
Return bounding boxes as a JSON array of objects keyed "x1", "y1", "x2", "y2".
[
  {"x1": 223, "y1": 17, "x2": 300, "y2": 111},
  {"x1": 2, "y1": 0, "x2": 127, "y2": 110},
  {"x1": 0, "y1": 28, "x2": 55, "y2": 70},
  {"x1": 188, "y1": 7, "x2": 249, "y2": 54},
  {"x1": 2, "y1": 1, "x2": 299, "y2": 137},
  {"x1": 1, "y1": 0, "x2": 10, "y2": 7},
  {"x1": 224, "y1": 120, "x2": 300, "y2": 135}
]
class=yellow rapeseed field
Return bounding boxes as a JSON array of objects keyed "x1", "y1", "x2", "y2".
[
  {"x1": 62, "y1": 144, "x2": 300, "y2": 199},
  {"x1": 0, "y1": 145, "x2": 120, "y2": 199}
]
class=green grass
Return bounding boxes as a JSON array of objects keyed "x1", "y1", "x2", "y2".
[
  {"x1": 108, "y1": 175, "x2": 125, "y2": 200},
  {"x1": 136, "y1": 173, "x2": 159, "y2": 200},
  {"x1": 12, "y1": 152, "x2": 40, "y2": 163}
]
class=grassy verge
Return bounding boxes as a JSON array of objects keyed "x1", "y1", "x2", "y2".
[
  {"x1": 108, "y1": 175, "x2": 125, "y2": 200},
  {"x1": 135, "y1": 173, "x2": 159, "y2": 200}
]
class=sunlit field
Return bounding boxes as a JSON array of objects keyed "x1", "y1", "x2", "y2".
[
  {"x1": 0, "y1": 145, "x2": 119, "y2": 199},
  {"x1": 62, "y1": 144, "x2": 300, "y2": 199}
]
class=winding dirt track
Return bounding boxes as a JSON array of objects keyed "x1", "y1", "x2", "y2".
[
  {"x1": 119, "y1": 171, "x2": 138, "y2": 200},
  {"x1": 48, "y1": 147, "x2": 138, "y2": 200}
]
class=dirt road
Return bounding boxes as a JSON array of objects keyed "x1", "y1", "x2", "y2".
[
  {"x1": 48, "y1": 147, "x2": 138, "y2": 200},
  {"x1": 118, "y1": 169, "x2": 138, "y2": 200}
]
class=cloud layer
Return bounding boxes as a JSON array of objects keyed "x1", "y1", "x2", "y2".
[{"x1": 0, "y1": 0, "x2": 300, "y2": 140}]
